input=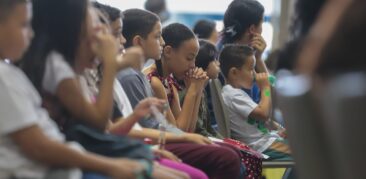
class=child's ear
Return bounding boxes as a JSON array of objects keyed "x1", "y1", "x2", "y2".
[
  {"x1": 249, "y1": 24, "x2": 257, "y2": 35},
  {"x1": 163, "y1": 45, "x2": 173, "y2": 58},
  {"x1": 132, "y1": 35, "x2": 143, "y2": 47},
  {"x1": 229, "y1": 67, "x2": 238, "y2": 77}
]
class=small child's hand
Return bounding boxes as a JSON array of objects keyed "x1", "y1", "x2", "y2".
[
  {"x1": 250, "y1": 33, "x2": 267, "y2": 57},
  {"x1": 278, "y1": 129, "x2": 287, "y2": 139},
  {"x1": 108, "y1": 159, "x2": 144, "y2": 179},
  {"x1": 255, "y1": 73, "x2": 270, "y2": 89},
  {"x1": 153, "y1": 149, "x2": 182, "y2": 162},
  {"x1": 133, "y1": 97, "x2": 166, "y2": 120},
  {"x1": 117, "y1": 47, "x2": 145, "y2": 71},
  {"x1": 91, "y1": 26, "x2": 118, "y2": 66}
]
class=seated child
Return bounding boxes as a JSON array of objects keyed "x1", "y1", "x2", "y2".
[
  {"x1": 220, "y1": 44, "x2": 291, "y2": 160},
  {"x1": 20, "y1": 0, "x2": 189, "y2": 178},
  {"x1": 0, "y1": 0, "x2": 154, "y2": 178},
  {"x1": 178, "y1": 39, "x2": 223, "y2": 138}
]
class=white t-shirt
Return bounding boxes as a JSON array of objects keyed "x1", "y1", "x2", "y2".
[
  {"x1": 0, "y1": 60, "x2": 65, "y2": 178},
  {"x1": 113, "y1": 79, "x2": 143, "y2": 130},
  {"x1": 42, "y1": 51, "x2": 76, "y2": 95},
  {"x1": 222, "y1": 84, "x2": 277, "y2": 152}
]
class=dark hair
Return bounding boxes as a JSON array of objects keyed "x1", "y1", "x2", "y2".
[
  {"x1": 276, "y1": 0, "x2": 326, "y2": 72},
  {"x1": 219, "y1": 44, "x2": 254, "y2": 78},
  {"x1": 196, "y1": 39, "x2": 218, "y2": 70},
  {"x1": 21, "y1": 0, "x2": 88, "y2": 92},
  {"x1": 290, "y1": 0, "x2": 326, "y2": 38},
  {"x1": 0, "y1": 0, "x2": 27, "y2": 21},
  {"x1": 316, "y1": 1, "x2": 366, "y2": 77},
  {"x1": 158, "y1": 23, "x2": 196, "y2": 76},
  {"x1": 144, "y1": 0, "x2": 166, "y2": 14},
  {"x1": 122, "y1": 8, "x2": 160, "y2": 48},
  {"x1": 193, "y1": 19, "x2": 216, "y2": 39},
  {"x1": 93, "y1": 1, "x2": 121, "y2": 22},
  {"x1": 222, "y1": 0, "x2": 264, "y2": 44},
  {"x1": 162, "y1": 23, "x2": 196, "y2": 49}
]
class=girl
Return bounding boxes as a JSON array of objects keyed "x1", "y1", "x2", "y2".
[
  {"x1": 144, "y1": 23, "x2": 207, "y2": 133},
  {"x1": 178, "y1": 39, "x2": 222, "y2": 138},
  {"x1": 21, "y1": 0, "x2": 189, "y2": 178}
]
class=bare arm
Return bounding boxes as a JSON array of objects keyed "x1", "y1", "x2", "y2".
[
  {"x1": 56, "y1": 30, "x2": 118, "y2": 131},
  {"x1": 10, "y1": 125, "x2": 140, "y2": 177},
  {"x1": 108, "y1": 98, "x2": 166, "y2": 135},
  {"x1": 171, "y1": 84, "x2": 201, "y2": 132},
  {"x1": 56, "y1": 64, "x2": 116, "y2": 131},
  {"x1": 249, "y1": 87, "x2": 271, "y2": 121},
  {"x1": 150, "y1": 77, "x2": 178, "y2": 126},
  {"x1": 107, "y1": 113, "x2": 140, "y2": 135},
  {"x1": 188, "y1": 88, "x2": 203, "y2": 132},
  {"x1": 249, "y1": 73, "x2": 272, "y2": 121},
  {"x1": 127, "y1": 127, "x2": 212, "y2": 145}
]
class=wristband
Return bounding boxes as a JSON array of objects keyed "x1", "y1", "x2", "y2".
[{"x1": 264, "y1": 89, "x2": 271, "y2": 97}]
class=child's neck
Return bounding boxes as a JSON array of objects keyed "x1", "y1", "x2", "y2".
[
  {"x1": 227, "y1": 78, "x2": 246, "y2": 89},
  {"x1": 159, "y1": 57, "x2": 171, "y2": 78},
  {"x1": 234, "y1": 34, "x2": 251, "y2": 45}
]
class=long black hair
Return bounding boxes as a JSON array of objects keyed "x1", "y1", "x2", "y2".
[
  {"x1": 275, "y1": 0, "x2": 326, "y2": 72},
  {"x1": 221, "y1": 0, "x2": 264, "y2": 45},
  {"x1": 196, "y1": 39, "x2": 218, "y2": 70},
  {"x1": 21, "y1": 0, "x2": 88, "y2": 92}
]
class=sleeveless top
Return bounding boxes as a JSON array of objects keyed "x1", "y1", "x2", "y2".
[{"x1": 146, "y1": 69, "x2": 182, "y2": 105}]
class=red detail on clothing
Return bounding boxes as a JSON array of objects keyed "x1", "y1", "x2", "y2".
[
  {"x1": 223, "y1": 138, "x2": 264, "y2": 179},
  {"x1": 146, "y1": 70, "x2": 183, "y2": 105}
]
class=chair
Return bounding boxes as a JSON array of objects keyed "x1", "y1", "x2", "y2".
[{"x1": 209, "y1": 79, "x2": 231, "y2": 138}]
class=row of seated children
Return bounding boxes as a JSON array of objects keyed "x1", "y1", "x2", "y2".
[
  {"x1": 0, "y1": 0, "x2": 240, "y2": 178},
  {"x1": 139, "y1": 0, "x2": 291, "y2": 161},
  {"x1": 0, "y1": 0, "x2": 291, "y2": 179}
]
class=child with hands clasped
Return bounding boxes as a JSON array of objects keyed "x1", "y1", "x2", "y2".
[{"x1": 220, "y1": 44, "x2": 291, "y2": 160}]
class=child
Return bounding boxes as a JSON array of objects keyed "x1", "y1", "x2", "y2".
[
  {"x1": 0, "y1": 0, "x2": 150, "y2": 178},
  {"x1": 118, "y1": 9, "x2": 242, "y2": 179},
  {"x1": 220, "y1": 44, "x2": 291, "y2": 160},
  {"x1": 193, "y1": 19, "x2": 219, "y2": 44},
  {"x1": 143, "y1": 23, "x2": 208, "y2": 133},
  {"x1": 178, "y1": 39, "x2": 222, "y2": 138},
  {"x1": 20, "y1": 0, "x2": 189, "y2": 178}
]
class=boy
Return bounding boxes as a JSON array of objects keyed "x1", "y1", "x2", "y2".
[
  {"x1": 0, "y1": 0, "x2": 146, "y2": 178},
  {"x1": 220, "y1": 44, "x2": 291, "y2": 160}
]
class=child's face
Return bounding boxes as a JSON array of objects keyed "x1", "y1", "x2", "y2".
[
  {"x1": 110, "y1": 18, "x2": 126, "y2": 53},
  {"x1": 208, "y1": 29, "x2": 219, "y2": 44},
  {"x1": 140, "y1": 21, "x2": 164, "y2": 60},
  {"x1": 236, "y1": 55, "x2": 256, "y2": 89},
  {"x1": 78, "y1": 6, "x2": 101, "y2": 69},
  {"x1": 0, "y1": 2, "x2": 33, "y2": 61},
  {"x1": 167, "y1": 38, "x2": 199, "y2": 80},
  {"x1": 206, "y1": 60, "x2": 220, "y2": 79},
  {"x1": 254, "y1": 20, "x2": 263, "y2": 35}
]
